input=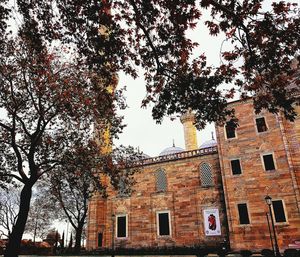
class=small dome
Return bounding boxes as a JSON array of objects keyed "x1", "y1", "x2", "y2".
[
  {"x1": 159, "y1": 146, "x2": 184, "y2": 156},
  {"x1": 200, "y1": 131, "x2": 217, "y2": 148},
  {"x1": 200, "y1": 139, "x2": 217, "y2": 148},
  {"x1": 200, "y1": 132, "x2": 217, "y2": 148}
]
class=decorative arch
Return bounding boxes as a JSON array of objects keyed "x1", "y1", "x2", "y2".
[
  {"x1": 155, "y1": 169, "x2": 167, "y2": 192},
  {"x1": 200, "y1": 162, "x2": 214, "y2": 187}
]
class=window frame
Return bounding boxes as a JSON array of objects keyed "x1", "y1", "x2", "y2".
[
  {"x1": 230, "y1": 158, "x2": 243, "y2": 175},
  {"x1": 200, "y1": 162, "x2": 214, "y2": 187},
  {"x1": 261, "y1": 152, "x2": 277, "y2": 171},
  {"x1": 237, "y1": 202, "x2": 251, "y2": 225},
  {"x1": 224, "y1": 122, "x2": 237, "y2": 140},
  {"x1": 115, "y1": 214, "x2": 128, "y2": 239},
  {"x1": 255, "y1": 116, "x2": 268, "y2": 133},
  {"x1": 271, "y1": 199, "x2": 288, "y2": 224},
  {"x1": 156, "y1": 210, "x2": 172, "y2": 237}
]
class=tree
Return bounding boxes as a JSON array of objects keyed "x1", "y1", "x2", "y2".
[
  {"x1": 44, "y1": 229, "x2": 61, "y2": 247},
  {"x1": 0, "y1": 34, "x2": 124, "y2": 257},
  {"x1": 0, "y1": 188, "x2": 19, "y2": 238},
  {"x1": 46, "y1": 143, "x2": 139, "y2": 253},
  {"x1": 68, "y1": 233, "x2": 73, "y2": 249},
  {"x1": 24, "y1": 191, "x2": 57, "y2": 243},
  {"x1": 61, "y1": 232, "x2": 65, "y2": 249},
  {"x1": 46, "y1": 141, "x2": 101, "y2": 253},
  {"x1": 1, "y1": 1, "x2": 299, "y2": 129}
]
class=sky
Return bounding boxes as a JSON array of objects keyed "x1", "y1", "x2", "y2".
[{"x1": 115, "y1": 10, "x2": 226, "y2": 157}]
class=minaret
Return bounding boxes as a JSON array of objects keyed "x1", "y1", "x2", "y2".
[
  {"x1": 180, "y1": 111, "x2": 198, "y2": 150},
  {"x1": 87, "y1": 3, "x2": 116, "y2": 249}
]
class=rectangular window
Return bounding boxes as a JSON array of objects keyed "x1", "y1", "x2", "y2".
[
  {"x1": 237, "y1": 203, "x2": 250, "y2": 225},
  {"x1": 263, "y1": 154, "x2": 276, "y2": 171},
  {"x1": 272, "y1": 200, "x2": 287, "y2": 223},
  {"x1": 225, "y1": 122, "x2": 236, "y2": 139},
  {"x1": 116, "y1": 215, "x2": 127, "y2": 238},
  {"x1": 157, "y1": 211, "x2": 171, "y2": 236},
  {"x1": 98, "y1": 233, "x2": 103, "y2": 247},
  {"x1": 231, "y1": 159, "x2": 242, "y2": 175},
  {"x1": 256, "y1": 117, "x2": 268, "y2": 133}
]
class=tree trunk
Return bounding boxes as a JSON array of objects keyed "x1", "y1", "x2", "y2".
[
  {"x1": 74, "y1": 223, "x2": 84, "y2": 254},
  {"x1": 4, "y1": 183, "x2": 32, "y2": 257},
  {"x1": 33, "y1": 219, "x2": 38, "y2": 243}
]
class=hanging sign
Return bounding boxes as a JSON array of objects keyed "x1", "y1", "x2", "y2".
[{"x1": 203, "y1": 208, "x2": 221, "y2": 236}]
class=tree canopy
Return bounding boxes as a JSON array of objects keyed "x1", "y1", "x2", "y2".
[
  {"x1": 1, "y1": 0, "x2": 299, "y2": 129},
  {"x1": 44, "y1": 143, "x2": 139, "y2": 253},
  {"x1": 0, "y1": 34, "x2": 124, "y2": 256}
]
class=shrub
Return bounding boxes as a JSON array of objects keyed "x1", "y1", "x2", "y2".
[
  {"x1": 261, "y1": 249, "x2": 275, "y2": 257},
  {"x1": 240, "y1": 250, "x2": 252, "y2": 257},
  {"x1": 284, "y1": 249, "x2": 298, "y2": 257}
]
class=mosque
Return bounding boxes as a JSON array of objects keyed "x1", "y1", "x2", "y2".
[{"x1": 86, "y1": 98, "x2": 300, "y2": 253}]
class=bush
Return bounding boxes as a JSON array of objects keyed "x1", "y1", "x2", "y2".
[
  {"x1": 261, "y1": 249, "x2": 275, "y2": 257},
  {"x1": 240, "y1": 250, "x2": 252, "y2": 257},
  {"x1": 284, "y1": 249, "x2": 298, "y2": 257}
]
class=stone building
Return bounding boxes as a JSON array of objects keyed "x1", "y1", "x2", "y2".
[{"x1": 86, "y1": 99, "x2": 300, "y2": 252}]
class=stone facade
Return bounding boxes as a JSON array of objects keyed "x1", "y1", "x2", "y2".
[
  {"x1": 86, "y1": 99, "x2": 300, "y2": 252},
  {"x1": 216, "y1": 99, "x2": 300, "y2": 251},
  {"x1": 87, "y1": 148, "x2": 227, "y2": 250}
]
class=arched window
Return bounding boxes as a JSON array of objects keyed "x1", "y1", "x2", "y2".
[
  {"x1": 156, "y1": 169, "x2": 167, "y2": 192},
  {"x1": 200, "y1": 163, "x2": 214, "y2": 187}
]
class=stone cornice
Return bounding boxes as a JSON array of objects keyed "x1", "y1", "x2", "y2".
[{"x1": 133, "y1": 146, "x2": 218, "y2": 167}]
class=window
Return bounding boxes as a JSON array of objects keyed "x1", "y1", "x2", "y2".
[
  {"x1": 272, "y1": 200, "x2": 287, "y2": 223},
  {"x1": 225, "y1": 122, "x2": 236, "y2": 139},
  {"x1": 157, "y1": 211, "x2": 171, "y2": 236},
  {"x1": 263, "y1": 154, "x2": 276, "y2": 171},
  {"x1": 237, "y1": 203, "x2": 250, "y2": 225},
  {"x1": 156, "y1": 169, "x2": 167, "y2": 192},
  {"x1": 231, "y1": 159, "x2": 242, "y2": 175},
  {"x1": 98, "y1": 233, "x2": 103, "y2": 247},
  {"x1": 256, "y1": 117, "x2": 268, "y2": 133},
  {"x1": 116, "y1": 214, "x2": 127, "y2": 238},
  {"x1": 200, "y1": 163, "x2": 214, "y2": 187}
]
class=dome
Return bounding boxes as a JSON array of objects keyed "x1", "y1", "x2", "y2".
[
  {"x1": 159, "y1": 145, "x2": 184, "y2": 156},
  {"x1": 200, "y1": 132, "x2": 217, "y2": 148},
  {"x1": 200, "y1": 139, "x2": 217, "y2": 148}
]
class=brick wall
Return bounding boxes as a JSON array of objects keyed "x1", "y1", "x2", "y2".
[
  {"x1": 216, "y1": 99, "x2": 300, "y2": 251},
  {"x1": 86, "y1": 152, "x2": 227, "y2": 250}
]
